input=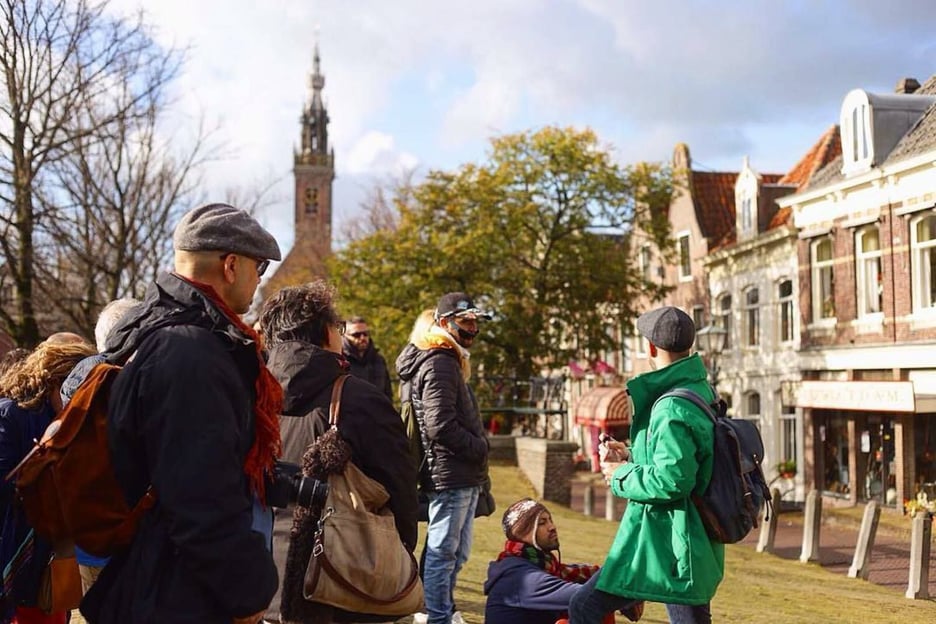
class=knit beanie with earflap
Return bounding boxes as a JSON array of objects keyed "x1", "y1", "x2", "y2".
[{"x1": 502, "y1": 498, "x2": 548, "y2": 549}]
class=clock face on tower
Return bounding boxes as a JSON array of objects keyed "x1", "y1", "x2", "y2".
[{"x1": 304, "y1": 186, "x2": 319, "y2": 216}]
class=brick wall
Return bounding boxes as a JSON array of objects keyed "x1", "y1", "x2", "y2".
[{"x1": 514, "y1": 437, "x2": 579, "y2": 506}]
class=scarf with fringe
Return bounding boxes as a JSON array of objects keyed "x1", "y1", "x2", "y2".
[
  {"x1": 180, "y1": 275, "x2": 283, "y2": 503},
  {"x1": 496, "y1": 539, "x2": 598, "y2": 584}
]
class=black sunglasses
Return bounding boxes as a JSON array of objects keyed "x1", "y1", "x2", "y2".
[
  {"x1": 220, "y1": 253, "x2": 269, "y2": 277},
  {"x1": 348, "y1": 331, "x2": 369, "y2": 338}
]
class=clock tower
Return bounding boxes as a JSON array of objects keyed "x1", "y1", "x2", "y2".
[{"x1": 264, "y1": 44, "x2": 335, "y2": 294}]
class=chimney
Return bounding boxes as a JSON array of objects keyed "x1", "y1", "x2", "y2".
[{"x1": 895, "y1": 77, "x2": 921, "y2": 94}]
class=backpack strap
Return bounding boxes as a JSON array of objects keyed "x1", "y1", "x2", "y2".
[
  {"x1": 654, "y1": 388, "x2": 717, "y2": 423},
  {"x1": 328, "y1": 374, "x2": 350, "y2": 428}
]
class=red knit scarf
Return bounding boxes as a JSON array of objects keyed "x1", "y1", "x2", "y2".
[
  {"x1": 496, "y1": 539, "x2": 599, "y2": 584},
  {"x1": 179, "y1": 275, "x2": 283, "y2": 504}
]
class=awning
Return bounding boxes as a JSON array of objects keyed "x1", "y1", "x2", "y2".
[{"x1": 573, "y1": 386, "x2": 630, "y2": 427}]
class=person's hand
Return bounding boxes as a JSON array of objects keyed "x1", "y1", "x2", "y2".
[
  {"x1": 600, "y1": 460, "x2": 624, "y2": 484},
  {"x1": 599, "y1": 439, "x2": 628, "y2": 463},
  {"x1": 232, "y1": 611, "x2": 264, "y2": 624}
]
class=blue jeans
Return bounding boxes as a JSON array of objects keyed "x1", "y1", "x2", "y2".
[
  {"x1": 422, "y1": 486, "x2": 479, "y2": 624},
  {"x1": 569, "y1": 570, "x2": 712, "y2": 624}
]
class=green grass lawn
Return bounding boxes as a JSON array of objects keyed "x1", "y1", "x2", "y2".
[{"x1": 410, "y1": 461, "x2": 936, "y2": 623}]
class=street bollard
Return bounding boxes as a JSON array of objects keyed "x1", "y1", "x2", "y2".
[
  {"x1": 583, "y1": 484, "x2": 594, "y2": 517},
  {"x1": 756, "y1": 487, "x2": 781, "y2": 553},
  {"x1": 848, "y1": 500, "x2": 880, "y2": 580},
  {"x1": 799, "y1": 489, "x2": 822, "y2": 563},
  {"x1": 605, "y1": 486, "x2": 616, "y2": 521},
  {"x1": 906, "y1": 512, "x2": 932, "y2": 599}
]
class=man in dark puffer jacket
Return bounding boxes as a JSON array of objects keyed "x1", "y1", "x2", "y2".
[{"x1": 396, "y1": 292, "x2": 491, "y2": 624}]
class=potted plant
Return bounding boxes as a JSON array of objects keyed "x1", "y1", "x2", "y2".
[{"x1": 777, "y1": 459, "x2": 797, "y2": 479}]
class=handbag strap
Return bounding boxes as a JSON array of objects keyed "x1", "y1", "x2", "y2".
[{"x1": 328, "y1": 374, "x2": 350, "y2": 428}]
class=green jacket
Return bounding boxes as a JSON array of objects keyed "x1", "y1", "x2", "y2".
[{"x1": 596, "y1": 353, "x2": 725, "y2": 605}]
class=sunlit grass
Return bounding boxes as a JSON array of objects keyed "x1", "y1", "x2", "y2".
[{"x1": 404, "y1": 461, "x2": 936, "y2": 623}]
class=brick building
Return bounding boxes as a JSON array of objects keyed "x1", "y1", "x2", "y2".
[{"x1": 779, "y1": 76, "x2": 936, "y2": 511}]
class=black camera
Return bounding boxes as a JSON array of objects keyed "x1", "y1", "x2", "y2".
[{"x1": 266, "y1": 460, "x2": 329, "y2": 509}]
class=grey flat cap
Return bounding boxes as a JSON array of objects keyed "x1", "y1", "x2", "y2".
[
  {"x1": 636, "y1": 306, "x2": 695, "y2": 352},
  {"x1": 173, "y1": 203, "x2": 282, "y2": 261}
]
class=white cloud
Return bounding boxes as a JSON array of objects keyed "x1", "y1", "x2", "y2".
[
  {"x1": 345, "y1": 131, "x2": 419, "y2": 176},
  {"x1": 101, "y1": 0, "x2": 936, "y2": 252}
]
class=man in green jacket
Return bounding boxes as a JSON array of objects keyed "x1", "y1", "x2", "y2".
[{"x1": 569, "y1": 306, "x2": 724, "y2": 624}]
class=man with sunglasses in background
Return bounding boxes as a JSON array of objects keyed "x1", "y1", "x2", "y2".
[
  {"x1": 396, "y1": 292, "x2": 492, "y2": 624},
  {"x1": 342, "y1": 316, "x2": 393, "y2": 399},
  {"x1": 81, "y1": 204, "x2": 282, "y2": 624}
]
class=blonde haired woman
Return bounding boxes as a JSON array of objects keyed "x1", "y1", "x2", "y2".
[{"x1": 0, "y1": 339, "x2": 94, "y2": 623}]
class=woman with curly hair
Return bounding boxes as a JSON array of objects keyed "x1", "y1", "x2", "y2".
[
  {"x1": 0, "y1": 339, "x2": 95, "y2": 624},
  {"x1": 259, "y1": 280, "x2": 417, "y2": 624}
]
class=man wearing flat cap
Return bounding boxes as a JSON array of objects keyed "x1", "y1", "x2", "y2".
[
  {"x1": 396, "y1": 292, "x2": 492, "y2": 624},
  {"x1": 569, "y1": 306, "x2": 723, "y2": 624},
  {"x1": 81, "y1": 204, "x2": 282, "y2": 624},
  {"x1": 484, "y1": 498, "x2": 643, "y2": 624}
]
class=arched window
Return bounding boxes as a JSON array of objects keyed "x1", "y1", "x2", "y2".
[{"x1": 717, "y1": 293, "x2": 732, "y2": 350}]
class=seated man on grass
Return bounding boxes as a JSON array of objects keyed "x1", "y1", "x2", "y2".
[{"x1": 483, "y1": 498, "x2": 643, "y2": 624}]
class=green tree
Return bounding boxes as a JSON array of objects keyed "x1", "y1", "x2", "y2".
[{"x1": 330, "y1": 126, "x2": 675, "y2": 378}]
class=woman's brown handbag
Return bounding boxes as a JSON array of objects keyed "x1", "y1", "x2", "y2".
[{"x1": 303, "y1": 376, "x2": 424, "y2": 616}]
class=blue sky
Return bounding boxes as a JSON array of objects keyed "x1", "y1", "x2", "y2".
[{"x1": 109, "y1": 0, "x2": 936, "y2": 259}]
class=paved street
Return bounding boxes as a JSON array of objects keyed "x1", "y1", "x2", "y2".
[{"x1": 569, "y1": 477, "x2": 936, "y2": 598}]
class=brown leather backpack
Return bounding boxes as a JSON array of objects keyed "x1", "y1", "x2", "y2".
[{"x1": 7, "y1": 362, "x2": 154, "y2": 557}]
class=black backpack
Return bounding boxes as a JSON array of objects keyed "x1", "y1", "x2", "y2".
[{"x1": 654, "y1": 387, "x2": 771, "y2": 544}]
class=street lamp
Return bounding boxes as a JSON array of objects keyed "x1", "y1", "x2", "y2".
[{"x1": 696, "y1": 324, "x2": 727, "y2": 386}]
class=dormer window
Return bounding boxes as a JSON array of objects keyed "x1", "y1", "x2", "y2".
[
  {"x1": 741, "y1": 195, "x2": 753, "y2": 234},
  {"x1": 734, "y1": 157, "x2": 758, "y2": 239},
  {"x1": 841, "y1": 89, "x2": 873, "y2": 176}
]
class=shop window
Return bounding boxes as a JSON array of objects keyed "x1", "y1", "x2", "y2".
[
  {"x1": 862, "y1": 417, "x2": 896, "y2": 506},
  {"x1": 777, "y1": 279, "x2": 794, "y2": 343},
  {"x1": 743, "y1": 287, "x2": 759, "y2": 347},
  {"x1": 811, "y1": 238, "x2": 835, "y2": 321},
  {"x1": 911, "y1": 212, "x2": 936, "y2": 312},
  {"x1": 820, "y1": 415, "x2": 850, "y2": 496},
  {"x1": 855, "y1": 226, "x2": 882, "y2": 317}
]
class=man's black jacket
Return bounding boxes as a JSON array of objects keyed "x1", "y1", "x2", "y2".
[{"x1": 81, "y1": 272, "x2": 278, "y2": 624}]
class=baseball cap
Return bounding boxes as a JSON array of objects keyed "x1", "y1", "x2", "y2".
[
  {"x1": 636, "y1": 306, "x2": 695, "y2": 352},
  {"x1": 435, "y1": 292, "x2": 492, "y2": 320}
]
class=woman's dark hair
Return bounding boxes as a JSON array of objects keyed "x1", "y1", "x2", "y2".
[{"x1": 259, "y1": 280, "x2": 340, "y2": 347}]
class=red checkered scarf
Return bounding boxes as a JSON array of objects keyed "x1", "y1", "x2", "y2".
[{"x1": 496, "y1": 539, "x2": 599, "y2": 583}]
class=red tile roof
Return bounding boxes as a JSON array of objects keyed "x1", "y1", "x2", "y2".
[
  {"x1": 778, "y1": 125, "x2": 842, "y2": 190},
  {"x1": 691, "y1": 171, "x2": 738, "y2": 245}
]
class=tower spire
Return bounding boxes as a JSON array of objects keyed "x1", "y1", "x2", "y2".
[{"x1": 298, "y1": 38, "x2": 329, "y2": 161}]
